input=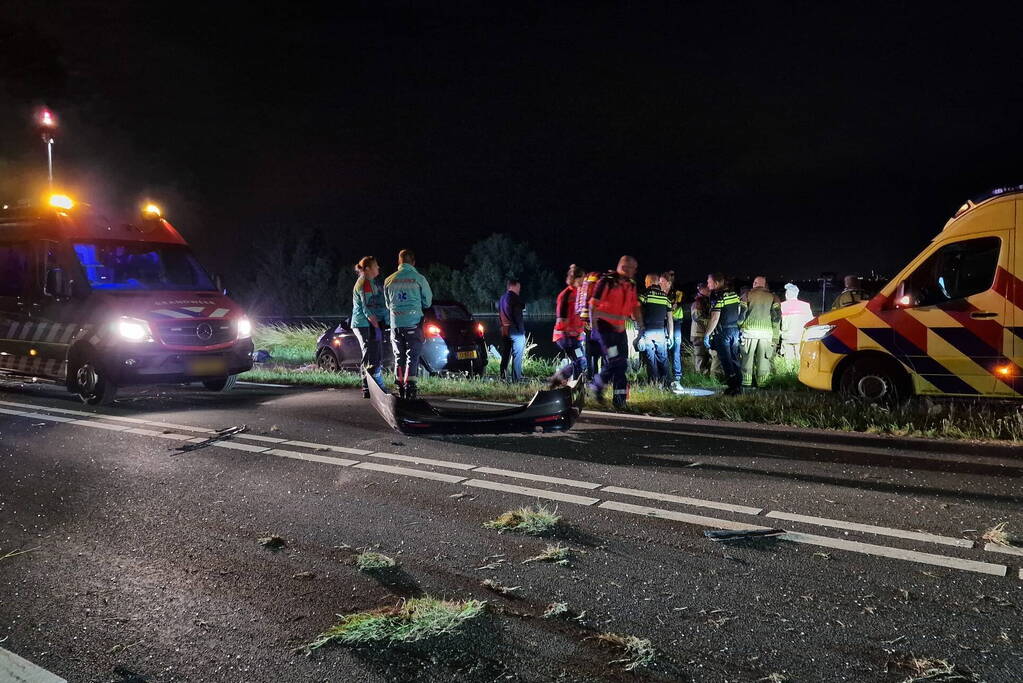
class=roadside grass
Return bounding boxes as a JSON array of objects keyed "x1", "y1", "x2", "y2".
[
  {"x1": 592, "y1": 633, "x2": 657, "y2": 671},
  {"x1": 252, "y1": 323, "x2": 326, "y2": 364},
  {"x1": 305, "y1": 597, "x2": 486, "y2": 650},
  {"x1": 484, "y1": 505, "x2": 561, "y2": 535},
  {"x1": 355, "y1": 551, "x2": 397, "y2": 571},
  {"x1": 523, "y1": 543, "x2": 572, "y2": 566},
  {"x1": 242, "y1": 325, "x2": 1023, "y2": 443}
]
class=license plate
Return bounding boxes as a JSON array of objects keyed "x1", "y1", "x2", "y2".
[
  {"x1": 187, "y1": 357, "x2": 228, "y2": 376},
  {"x1": 456, "y1": 350, "x2": 477, "y2": 360}
]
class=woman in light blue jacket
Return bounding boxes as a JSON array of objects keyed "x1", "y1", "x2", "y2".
[{"x1": 352, "y1": 256, "x2": 387, "y2": 397}]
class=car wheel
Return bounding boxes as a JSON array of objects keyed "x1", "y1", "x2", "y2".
[
  {"x1": 203, "y1": 375, "x2": 238, "y2": 392},
  {"x1": 316, "y1": 348, "x2": 340, "y2": 373},
  {"x1": 839, "y1": 356, "x2": 908, "y2": 404},
  {"x1": 71, "y1": 357, "x2": 118, "y2": 405}
]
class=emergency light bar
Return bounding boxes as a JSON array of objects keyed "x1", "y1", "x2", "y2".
[{"x1": 48, "y1": 194, "x2": 74, "y2": 210}]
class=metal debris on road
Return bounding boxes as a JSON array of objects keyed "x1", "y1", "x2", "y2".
[
  {"x1": 704, "y1": 528, "x2": 785, "y2": 542},
  {"x1": 171, "y1": 425, "x2": 248, "y2": 454}
]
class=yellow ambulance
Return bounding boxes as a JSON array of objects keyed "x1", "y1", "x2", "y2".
[{"x1": 799, "y1": 185, "x2": 1020, "y2": 400}]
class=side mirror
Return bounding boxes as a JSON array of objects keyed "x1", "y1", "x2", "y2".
[
  {"x1": 44, "y1": 267, "x2": 72, "y2": 298},
  {"x1": 214, "y1": 274, "x2": 227, "y2": 295}
]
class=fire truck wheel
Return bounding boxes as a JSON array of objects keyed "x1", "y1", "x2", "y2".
[
  {"x1": 203, "y1": 375, "x2": 238, "y2": 392},
  {"x1": 71, "y1": 357, "x2": 118, "y2": 405}
]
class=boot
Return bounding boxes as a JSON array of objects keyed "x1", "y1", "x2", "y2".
[
  {"x1": 396, "y1": 382, "x2": 406, "y2": 399},
  {"x1": 405, "y1": 382, "x2": 418, "y2": 400}
]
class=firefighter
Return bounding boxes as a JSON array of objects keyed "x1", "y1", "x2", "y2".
[
  {"x1": 383, "y1": 249, "x2": 433, "y2": 399},
  {"x1": 690, "y1": 282, "x2": 713, "y2": 376},
  {"x1": 831, "y1": 275, "x2": 870, "y2": 310},
  {"x1": 351, "y1": 256, "x2": 387, "y2": 398},
  {"x1": 587, "y1": 255, "x2": 643, "y2": 408},
  {"x1": 661, "y1": 271, "x2": 685, "y2": 392},
  {"x1": 780, "y1": 282, "x2": 813, "y2": 363},
  {"x1": 577, "y1": 270, "x2": 603, "y2": 377},
  {"x1": 551, "y1": 264, "x2": 587, "y2": 384},
  {"x1": 703, "y1": 273, "x2": 742, "y2": 395},
  {"x1": 638, "y1": 273, "x2": 671, "y2": 387},
  {"x1": 739, "y1": 276, "x2": 781, "y2": 390}
]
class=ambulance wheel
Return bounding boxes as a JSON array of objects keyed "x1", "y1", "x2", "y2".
[
  {"x1": 316, "y1": 348, "x2": 340, "y2": 373},
  {"x1": 203, "y1": 375, "x2": 238, "y2": 392},
  {"x1": 839, "y1": 356, "x2": 907, "y2": 404},
  {"x1": 72, "y1": 358, "x2": 118, "y2": 406}
]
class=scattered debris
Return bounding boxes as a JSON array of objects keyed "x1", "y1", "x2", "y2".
[
  {"x1": 304, "y1": 597, "x2": 486, "y2": 650},
  {"x1": 592, "y1": 632, "x2": 657, "y2": 671},
  {"x1": 758, "y1": 675, "x2": 791, "y2": 683},
  {"x1": 292, "y1": 571, "x2": 316, "y2": 580},
  {"x1": 258, "y1": 535, "x2": 287, "y2": 550},
  {"x1": 523, "y1": 543, "x2": 572, "y2": 566},
  {"x1": 449, "y1": 492, "x2": 469, "y2": 500},
  {"x1": 269, "y1": 424, "x2": 281, "y2": 433},
  {"x1": 895, "y1": 656, "x2": 980, "y2": 682},
  {"x1": 813, "y1": 552, "x2": 831, "y2": 560},
  {"x1": 484, "y1": 505, "x2": 561, "y2": 535},
  {"x1": 173, "y1": 425, "x2": 248, "y2": 454},
  {"x1": 884, "y1": 635, "x2": 907, "y2": 647},
  {"x1": 474, "y1": 554, "x2": 507, "y2": 571},
  {"x1": 356, "y1": 551, "x2": 397, "y2": 571},
  {"x1": 107, "y1": 640, "x2": 143, "y2": 655},
  {"x1": 0, "y1": 546, "x2": 40, "y2": 562},
  {"x1": 481, "y1": 579, "x2": 521, "y2": 597},
  {"x1": 542, "y1": 602, "x2": 569, "y2": 619},
  {"x1": 983, "y1": 522, "x2": 1022, "y2": 547},
  {"x1": 704, "y1": 528, "x2": 784, "y2": 542}
]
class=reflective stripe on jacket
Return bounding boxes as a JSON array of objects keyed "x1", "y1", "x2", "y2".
[
  {"x1": 553, "y1": 286, "x2": 584, "y2": 341},
  {"x1": 590, "y1": 272, "x2": 638, "y2": 332}
]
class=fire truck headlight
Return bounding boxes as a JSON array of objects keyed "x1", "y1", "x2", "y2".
[
  {"x1": 802, "y1": 324, "x2": 836, "y2": 342},
  {"x1": 118, "y1": 317, "x2": 154, "y2": 342},
  {"x1": 236, "y1": 317, "x2": 252, "y2": 339}
]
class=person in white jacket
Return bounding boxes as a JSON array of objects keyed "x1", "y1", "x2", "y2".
[{"x1": 779, "y1": 283, "x2": 813, "y2": 365}]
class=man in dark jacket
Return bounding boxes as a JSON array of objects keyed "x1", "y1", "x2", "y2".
[{"x1": 498, "y1": 279, "x2": 526, "y2": 381}]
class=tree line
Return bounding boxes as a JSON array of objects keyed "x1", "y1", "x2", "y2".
[{"x1": 236, "y1": 230, "x2": 557, "y2": 318}]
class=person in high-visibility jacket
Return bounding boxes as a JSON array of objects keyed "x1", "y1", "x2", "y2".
[
  {"x1": 576, "y1": 270, "x2": 603, "y2": 377},
  {"x1": 587, "y1": 255, "x2": 643, "y2": 408},
  {"x1": 779, "y1": 282, "x2": 813, "y2": 363},
  {"x1": 384, "y1": 249, "x2": 433, "y2": 400},
  {"x1": 703, "y1": 273, "x2": 742, "y2": 395},
  {"x1": 739, "y1": 275, "x2": 781, "y2": 389},
  {"x1": 638, "y1": 273, "x2": 672, "y2": 387},
  {"x1": 661, "y1": 271, "x2": 686, "y2": 392},
  {"x1": 351, "y1": 256, "x2": 388, "y2": 398},
  {"x1": 551, "y1": 264, "x2": 587, "y2": 384}
]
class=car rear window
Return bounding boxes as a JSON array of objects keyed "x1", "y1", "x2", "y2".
[{"x1": 430, "y1": 304, "x2": 471, "y2": 321}]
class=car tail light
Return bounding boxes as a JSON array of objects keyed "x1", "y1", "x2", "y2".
[
  {"x1": 475, "y1": 323, "x2": 485, "y2": 336},
  {"x1": 425, "y1": 324, "x2": 442, "y2": 338}
]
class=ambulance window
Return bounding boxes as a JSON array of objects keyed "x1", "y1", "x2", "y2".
[
  {"x1": 0, "y1": 242, "x2": 31, "y2": 296},
  {"x1": 902, "y1": 236, "x2": 1001, "y2": 307}
]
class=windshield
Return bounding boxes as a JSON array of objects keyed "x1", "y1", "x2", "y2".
[
  {"x1": 72, "y1": 242, "x2": 216, "y2": 291},
  {"x1": 430, "y1": 304, "x2": 471, "y2": 321}
]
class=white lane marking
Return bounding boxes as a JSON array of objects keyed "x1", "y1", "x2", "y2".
[
  {"x1": 465, "y1": 478, "x2": 600, "y2": 506},
  {"x1": 472, "y1": 466, "x2": 601, "y2": 490},
  {"x1": 984, "y1": 543, "x2": 1023, "y2": 557},
  {"x1": 236, "y1": 381, "x2": 296, "y2": 388},
  {"x1": 280, "y1": 440, "x2": 372, "y2": 456},
  {"x1": 0, "y1": 646, "x2": 67, "y2": 682},
  {"x1": 780, "y1": 531, "x2": 1007, "y2": 577},
  {"x1": 266, "y1": 448, "x2": 359, "y2": 467},
  {"x1": 68, "y1": 419, "x2": 128, "y2": 431},
  {"x1": 354, "y1": 462, "x2": 467, "y2": 483},
  {"x1": 766, "y1": 511, "x2": 974, "y2": 549},
  {"x1": 234, "y1": 434, "x2": 290, "y2": 444},
  {"x1": 0, "y1": 408, "x2": 74, "y2": 423},
  {"x1": 359, "y1": 451, "x2": 477, "y2": 471},
  {"x1": 124, "y1": 427, "x2": 174, "y2": 438},
  {"x1": 601, "y1": 485, "x2": 763, "y2": 515},
  {"x1": 0, "y1": 400, "x2": 217, "y2": 434},
  {"x1": 599, "y1": 500, "x2": 769, "y2": 530}
]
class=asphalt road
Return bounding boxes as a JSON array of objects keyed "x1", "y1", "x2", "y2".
[{"x1": 1, "y1": 379, "x2": 1021, "y2": 682}]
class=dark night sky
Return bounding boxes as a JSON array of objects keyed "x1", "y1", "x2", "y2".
[{"x1": 3, "y1": 2, "x2": 1023, "y2": 284}]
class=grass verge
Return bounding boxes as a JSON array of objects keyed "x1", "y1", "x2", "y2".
[
  {"x1": 252, "y1": 323, "x2": 326, "y2": 364},
  {"x1": 305, "y1": 597, "x2": 486, "y2": 650},
  {"x1": 483, "y1": 505, "x2": 561, "y2": 535}
]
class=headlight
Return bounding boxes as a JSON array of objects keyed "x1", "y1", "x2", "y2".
[
  {"x1": 118, "y1": 317, "x2": 154, "y2": 342},
  {"x1": 802, "y1": 324, "x2": 836, "y2": 342},
  {"x1": 236, "y1": 317, "x2": 252, "y2": 339}
]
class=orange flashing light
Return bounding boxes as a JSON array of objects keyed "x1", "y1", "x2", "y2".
[
  {"x1": 425, "y1": 324, "x2": 442, "y2": 337},
  {"x1": 143, "y1": 203, "x2": 162, "y2": 217},
  {"x1": 995, "y1": 364, "x2": 1013, "y2": 377},
  {"x1": 475, "y1": 322, "x2": 485, "y2": 336},
  {"x1": 48, "y1": 194, "x2": 74, "y2": 210}
]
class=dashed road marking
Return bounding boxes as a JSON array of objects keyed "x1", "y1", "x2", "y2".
[
  {"x1": 599, "y1": 500, "x2": 768, "y2": 530},
  {"x1": 266, "y1": 448, "x2": 359, "y2": 467},
  {"x1": 766, "y1": 511, "x2": 974, "y2": 549},
  {"x1": 278, "y1": 440, "x2": 372, "y2": 456},
  {"x1": 465, "y1": 478, "x2": 600, "y2": 506},
  {"x1": 0, "y1": 646, "x2": 67, "y2": 683},
  {"x1": 601, "y1": 485, "x2": 763, "y2": 515},
  {"x1": 210, "y1": 440, "x2": 271, "y2": 453},
  {"x1": 984, "y1": 543, "x2": 1023, "y2": 557},
  {"x1": 472, "y1": 466, "x2": 601, "y2": 490},
  {"x1": 68, "y1": 419, "x2": 128, "y2": 431},
  {"x1": 354, "y1": 462, "x2": 467, "y2": 483},
  {"x1": 362, "y1": 451, "x2": 477, "y2": 471}
]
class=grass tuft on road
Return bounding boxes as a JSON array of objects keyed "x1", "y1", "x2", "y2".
[
  {"x1": 523, "y1": 543, "x2": 572, "y2": 566},
  {"x1": 899, "y1": 656, "x2": 979, "y2": 682},
  {"x1": 982, "y1": 522, "x2": 1021, "y2": 547},
  {"x1": 305, "y1": 597, "x2": 486, "y2": 650},
  {"x1": 355, "y1": 551, "x2": 397, "y2": 571},
  {"x1": 257, "y1": 535, "x2": 287, "y2": 550},
  {"x1": 593, "y1": 632, "x2": 657, "y2": 671},
  {"x1": 542, "y1": 602, "x2": 570, "y2": 619},
  {"x1": 484, "y1": 505, "x2": 561, "y2": 535}
]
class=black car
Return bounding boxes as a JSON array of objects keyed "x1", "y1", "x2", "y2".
[{"x1": 315, "y1": 300, "x2": 488, "y2": 376}]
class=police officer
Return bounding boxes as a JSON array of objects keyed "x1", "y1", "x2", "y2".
[
  {"x1": 551, "y1": 264, "x2": 587, "y2": 384},
  {"x1": 384, "y1": 249, "x2": 433, "y2": 400},
  {"x1": 352, "y1": 256, "x2": 387, "y2": 398},
  {"x1": 661, "y1": 271, "x2": 685, "y2": 392},
  {"x1": 587, "y1": 255, "x2": 642, "y2": 408},
  {"x1": 638, "y1": 273, "x2": 671, "y2": 387},
  {"x1": 703, "y1": 273, "x2": 742, "y2": 395}
]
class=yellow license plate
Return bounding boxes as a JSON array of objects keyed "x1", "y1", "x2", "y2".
[
  {"x1": 456, "y1": 350, "x2": 477, "y2": 360},
  {"x1": 187, "y1": 357, "x2": 228, "y2": 376}
]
